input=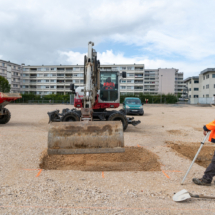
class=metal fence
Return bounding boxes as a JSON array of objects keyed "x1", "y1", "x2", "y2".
[
  {"x1": 189, "y1": 97, "x2": 214, "y2": 105},
  {"x1": 28, "y1": 100, "x2": 70, "y2": 104},
  {"x1": 199, "y1": 97, "x2": 213, "y2": 104}
]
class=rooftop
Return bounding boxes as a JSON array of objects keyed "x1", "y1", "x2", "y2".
[{"x1": 200, "y1": 68, "x2": 215, "y2": 75}]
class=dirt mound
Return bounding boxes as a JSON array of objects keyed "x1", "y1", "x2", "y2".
[
  {"x1": 40, "y1": 147, "x2": 161, "y2": 171},
  {"x1": 167, "y1": 141, "x2": 215, "y2": 168}
]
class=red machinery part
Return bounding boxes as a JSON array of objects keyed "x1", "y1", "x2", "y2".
[
  {"x1": 0, "y1": 92, "x2": 22, "y2": 105},
  {"x1": 74, "y1": 94, "x2": 120, "y2": 109}
]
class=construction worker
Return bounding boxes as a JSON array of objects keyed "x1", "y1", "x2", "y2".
[
  {"x1": 103, "y1": 77, "x2": 115, "y2": 90},
  {"x1": 193, "y1": 120, "x2": 215, "y2": 186}
]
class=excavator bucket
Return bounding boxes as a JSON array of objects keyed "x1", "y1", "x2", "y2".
[{"x1": 48, "y1": 121, "x2": 125, "y2": 155}]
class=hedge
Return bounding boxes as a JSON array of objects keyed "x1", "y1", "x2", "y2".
[{"x1": 16, "y1": 93, "x2": 178, "y2": 104}]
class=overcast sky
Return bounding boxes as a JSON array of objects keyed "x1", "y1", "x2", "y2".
[{"x1": 0, "y1": 0, "x2": 215, "y2": 78}]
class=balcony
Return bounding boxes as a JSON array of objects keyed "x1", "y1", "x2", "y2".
[{"x1": 134, "y1": 89, "x2": 143, "y2": 91}]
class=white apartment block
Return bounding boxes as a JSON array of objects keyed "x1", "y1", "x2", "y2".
[
  {"x1": 184, "y1": 68, "x2": 215, "y2": 104},
  {"x1": 20, "y1": 64, "x2": 184, "y2": 96},
  {"x1": 144, "y1": 68, "x2": 185, "y2": 95},
  {"x1": 0, "y1": 59, "x2": 184, "y2": 96},
  {"x1": 0, "y1": 60, "x2": 21, "y2": 93}
]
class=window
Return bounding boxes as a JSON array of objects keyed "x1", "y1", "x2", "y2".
[
  {"x1": 212, "y1": 74, "x2": 215, "y2": 78},
  {"x1": 206, "y1": 94, "x2": 209, "y2": 98},
  {"x1": 2, "y1": 63, "x2": 5, "y2": 66},
  {"x1": 120, "y1": 80, "x2": 126, "y2": 83},
  {"x1": 127, "y1": 80, "x2": 134, "y2": 83},
  {"x1": 46, "y1": 80, "x2": 49, "y2": 82},
  {"x1": 73, "y1": 73, "x2": 83, "y2": 77},
  {"x1": 194, "y1": 88, "x2": 199, "y2": 91},
  {"x1": 206, "y1": 74, "x2": 209, "y2": 79},
  {"x1": 134, "y1": 86, "x2": 143, "y2": 90},
  {"x1": 51, "y1": 80, "x2": 56, "y2": 83},
  {"x1": 203, "y1": 86, "x2": 205, "y2": 89},
  {"x1": 135, "y1": 73, "x2": 143, "y2": 78},
  {"x1": 214, "y1": 84, "x2": 215, "y2": 88},
  {"x1": 206, "y1": 84, "x2": 209, "y2": 89},
  {"x1": 189, "y1": 95, "x2": 191, "y2": 98},
  {"x1": 127, "y1": 86, "x2": 134, "y2": 90},
  {"x1": 57, "y1": 68, "x2": 65, "y2": 71},
  {"x1": 127, "y1": 73, "x2": 134, "y2": 77},
  {"x1": 189, "y1": 81, "x2": 191, "y2": 84},
  {"x1": 120, "y1": 86, "x2": 126, "y2": 89},
  {"x1": 73, "y1": 67, "x2": 80, "y2": 71},
  {"x1": 203, "y1": 76, "x2": 205, "y2": 80},
  {"x1": 135, "y1": 67, "x2": 143, "y2": 71},
  {"x1": 189, "y1": 88, "x2": 191, "y2": 91},
  {"x1": 41, "y1": 68, "x2": 49, "y2": 71},
  {"x1": 194, "y1": 95, "x2": 199, "y2": 98},
  {"x1": 127, "y1": 67, "x2": 134, "y2": 70},
  {"x1": 194, "y1": 80, "x2": 199, "y2": 83},
  {"x1": 50, "y1": 86, "x2": 55, "y2": 88},
  {"x1": 51, "y1": 68, "x2": 56, "y2": 71}
]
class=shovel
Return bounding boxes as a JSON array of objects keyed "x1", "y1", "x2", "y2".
[
  {"x1": 173, "y1": 189, "x2": 215, "y2": 202},
  {"x1": 181, "y1": 132, "x2": 210, "y2": 185}
]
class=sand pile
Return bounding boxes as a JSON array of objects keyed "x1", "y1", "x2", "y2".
[
  {"x1": 167, "y1": 141, "x2": 215, "y2": 168},
  {"x1": 40, "y1": 147, "x2": 161, "y2": 171}
]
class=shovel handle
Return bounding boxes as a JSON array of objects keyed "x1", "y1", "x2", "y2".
[
  {"x1": 181, "y1": 132, "x2": 210, "y2": 185},
  {"x1": 191, "y1": 194, "x2": 215, "y2": 199}
]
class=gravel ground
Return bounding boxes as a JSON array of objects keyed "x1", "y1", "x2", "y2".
[{"x1": 1, "y1": 104, "x2": 215, "y2": 214}]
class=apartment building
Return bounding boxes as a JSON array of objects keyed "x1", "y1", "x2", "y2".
[
  {"x1": 184, "y1": 76, "x2": 199, "y2": 103},
  {"x1": 144, "y1": 68, "x2": 185, "y2": 95},
  {"x1": 184, "y1": 68, "x2": 215, "y2": 104},
  {"x1": 20, "y1": 64, "x2": 144, "y2": 95},
  {"x1": 0, "y1": 58, "x2": 184, "y2": 96},
  {"x1": 0, "y1": 60, "x2": 21, "y2": 93},
  {"x1": 20, "y1": 64, "x2": 184, "y2": 96}
]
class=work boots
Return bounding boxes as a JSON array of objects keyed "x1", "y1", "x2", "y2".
[{"x1": 192, "y1": 178, "x2": 211, "y2": 186}]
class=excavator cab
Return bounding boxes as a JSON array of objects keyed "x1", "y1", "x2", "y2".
[{"x1": 99, "y1": 71, "x2": 120, "y2": 102}]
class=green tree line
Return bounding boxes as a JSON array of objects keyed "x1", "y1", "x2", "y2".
[
  {"x1": 14, "y1": 92, "x2": 178, "y2": 104},
  {"x1": 120, "y1": 93, "x2": 178, "y2": 104}
]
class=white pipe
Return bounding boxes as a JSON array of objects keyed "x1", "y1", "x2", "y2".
[
  {"x1": 88, "y1": 42, "x2": 93, "y2": 60},
  {"x1": 86, "y1": 64, "x2": 91, "y2": 95}
]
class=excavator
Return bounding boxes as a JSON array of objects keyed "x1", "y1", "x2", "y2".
[{"x1": 47, "y1": 42, "x2": 141, "y2": 155}]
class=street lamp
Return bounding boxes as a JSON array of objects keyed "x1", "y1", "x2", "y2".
[{"x1": 160, "y1": 75, "x2": 163, "y2": 103}]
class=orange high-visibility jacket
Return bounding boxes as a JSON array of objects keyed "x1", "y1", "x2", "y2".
[
  {"x1": 204, "y1": 120, "x2": 215, "y2": 143},
  {"x1": 103, "y1": 82, "x2": 115, "y2": 90}
]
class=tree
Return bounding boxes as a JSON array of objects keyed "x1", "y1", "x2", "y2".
[{"x1": 0, "y1": 76, "x2": 11, "y2": 93}]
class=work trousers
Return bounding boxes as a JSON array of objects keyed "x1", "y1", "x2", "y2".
[{"x1": 203, "y1": 151, "x2": 215, "y2": 183}]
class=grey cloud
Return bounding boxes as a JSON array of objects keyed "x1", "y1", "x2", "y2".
[{"x1": 0, "y1": 0, "x2": 160, "y2": 65}]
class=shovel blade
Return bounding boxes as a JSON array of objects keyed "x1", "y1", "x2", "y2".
[{"x1": 173, "y1": 189, "x2": 191, "y2": 202}]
